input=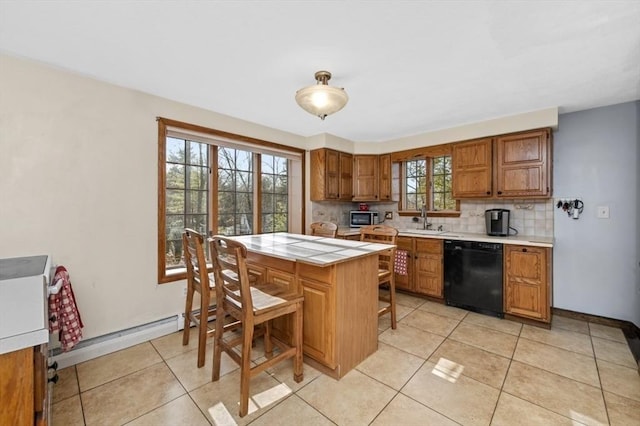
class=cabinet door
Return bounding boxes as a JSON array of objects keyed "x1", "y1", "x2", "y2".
[
  {"x1": 300, "y1": 278, "x2": 336, "y2": 368},
  {"x1": 452, "y1": 138, "x2": 493, "y2": 198},
  {"x1": 504, "y1": 245, "x2": 550, "y2": 321},
  {"x1": 378, "y1": 154, "x2": 392, "y2": 201},
  {"x1": 413, "y1": 239, "x2": 443, "y2": 298},
  {"x1": 394, "y1": 237, "x2": 414, "y2": 291},
  {"x1": 267, "y1": 269, "x2": 297, "y2": 342},
  {"x1": 353, "y1": 155, "x2": 379, "y2": 201},
  {"x1": 0, "y1": 347, "x2": 35, "y2": 426},
  {"x1": 324, "y1": 149, "x2": 341, "y2": 200},
  {"x1": 339, "y1": 152, "x2": 353, "y2": 200},
  {"x1": 495, "y1": 129, "x2": 551, "y2": 198}
]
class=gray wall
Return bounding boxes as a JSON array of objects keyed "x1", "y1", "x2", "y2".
[{"x1": 553, "y1": 101, "x2": 640, "y2": 326}]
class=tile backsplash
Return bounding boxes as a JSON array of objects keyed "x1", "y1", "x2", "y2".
[{"x1": 311, "y1": 199, "x2": 554, "y2": 237}]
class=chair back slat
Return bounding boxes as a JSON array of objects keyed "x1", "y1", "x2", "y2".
[{"x1": 210, "y1": 236, "x2": 253, "y2": 320}]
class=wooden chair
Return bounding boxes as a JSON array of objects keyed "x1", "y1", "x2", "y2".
[
  {"x1": 310, "y1": 221, "x2": 338, "y2": 238},
  {"x1": 360, "y1": 225, "x2": 399, "y2": 329},
  {"x1": 209, "y1": 236, "x2": 304, "y2": 418},
  {"x1": 182, "y1": 228, "x2": 217, "y2": 368}
]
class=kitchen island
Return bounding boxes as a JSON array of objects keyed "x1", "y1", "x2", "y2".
[{"x1": 228, "y1": 233, "x2": 394, "y2": 379}]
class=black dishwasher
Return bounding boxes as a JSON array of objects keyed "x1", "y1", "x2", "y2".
[{"x1": 444, "y1": 240, "x2": 504, "y2": 318}]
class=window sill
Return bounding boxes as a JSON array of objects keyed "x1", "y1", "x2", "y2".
[
  {"x1": 397, "y1": 210, "x2": 461, "y2": 218},
  {"x1": 159, "y1": 267, "x2": 187, "y2": 284}
]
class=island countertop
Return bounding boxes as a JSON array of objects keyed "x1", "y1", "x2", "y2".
[{"x1": 229, "y1": 232, "x2": 394, "y2": 266}]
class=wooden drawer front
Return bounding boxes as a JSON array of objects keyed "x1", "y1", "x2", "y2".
[
  {"x1": 298, "y1": 263, "x2": 333, "y2": 284},
  {"x1": 397, "y1": 236, "x2": 414, "y2": 251},
  {"x1": 248, "y1": 253, "x2": 296, "y2": 274},
  {"x1": 415, "y1": 238, "x2": 442, "y2": 254},
  {"x1": 267, "y1": 269, "x2": 297, "y2": 294},
  {"x1": 247, "y1": 263, "x2": 267, "y2": 285}
]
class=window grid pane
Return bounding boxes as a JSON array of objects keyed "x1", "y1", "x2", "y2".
[
  {"x1": 165, "y1": 138, "x2": 209, "y2": 269},
  {"x1": 404, "y1": 159, "x2": 427, "y2": 211},
  {"x1": 218, "y1": 147, "x2": 254, "y2": 235},
  {"x1": 432, "y1": 155, "x2": 454, "y2": 211},
  {"x1": 261, "y1": 154, "x2": 288, "y2": 233}
]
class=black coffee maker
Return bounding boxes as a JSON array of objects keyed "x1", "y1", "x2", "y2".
[{"x1": 485, "y1": 209, "x2": 510, "y2": 236}]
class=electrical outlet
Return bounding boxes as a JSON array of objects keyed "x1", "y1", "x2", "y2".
[
  {"x1": 183, "y1": 285, "x2": 188, "y2": 296},
  {"x1": 385, "y1": 211, "x2": 393, "y2": 220},
  {"x1": 596, "y1": 205, "x2": 610, "y2": 219}
]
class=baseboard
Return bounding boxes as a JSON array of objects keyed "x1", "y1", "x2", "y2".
[
  {"x1": 553, "y1": 307, "x2": 640, "y2": 372},
  {"x1": 51, "y1": 315, "x2": 179, "y2": 369}
]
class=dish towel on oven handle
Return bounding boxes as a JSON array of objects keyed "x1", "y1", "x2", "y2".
[
  {"x1": 49, "y1": 265, "x2": 84, "y2": 352},
  {"x1": 394, "y1": 250, "x2": 408, "y2": 275}
]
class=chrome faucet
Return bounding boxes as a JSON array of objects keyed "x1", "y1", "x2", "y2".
[{"x1": 420, "y1": 204, "x2": 431, "y2": 230}]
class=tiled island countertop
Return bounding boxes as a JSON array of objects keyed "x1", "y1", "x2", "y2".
[{"x1": 230, "y1": 232, "x2": 395, "y2": 265}]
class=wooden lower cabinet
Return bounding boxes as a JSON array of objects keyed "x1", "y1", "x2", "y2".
[
  {"x1": 394, "y1": 236, "x2": 443, "y2": 298},
  {"x1": 0, "y1": 344, "x2": 49, "y2": 426},
  {"x1": 504, "y1": 245, "x2": 552, "y2": 322},
  {"x1": 414, "y1": 239, "x2": 444, "y2": 298}
]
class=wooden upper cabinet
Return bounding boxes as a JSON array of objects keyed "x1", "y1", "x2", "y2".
[
  {"x1": 504, "y1": 245, "x2": 551, "y2": 322},
  {"x1": 310, "y1": 148, "x2": 353, "y2": 201},
  {"x1": 495, "y1": 129, "x2": 551, "y2": 198},
  {"x1": 452, "y1": 128, "x2": 552, "y2": 199},
  {"x1": 452, "y1": 137, "x2": 493, "y2": 198},
  {"x1": 378, "y1": 154, "x2": 392, "y2": 201},
  {"x1": 353, "y1": 155, "x2": 379, "y2": 201}
]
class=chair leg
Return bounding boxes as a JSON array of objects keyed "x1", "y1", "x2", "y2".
[
  {"x1": 293, "y1": 303, "x2": 304, "y2": 383},
  {"x1": 212, "y1": 305, "x2": 224, "y2": 382},
  {"x1": 182, "y1": 285, "x2": 194, "y2": 346},
  {"x1": 264, "y1": 322, "x2": 273, "y2": 358},
  {"x1": 196, "y1": 292, "x2": 209, "y2": 368},
  {"x1": 239, "y1": 325, "x2": 254, "y2": 417},
  {"x1": 389, "y1": 279, "x2": 397, "y2": 330}
]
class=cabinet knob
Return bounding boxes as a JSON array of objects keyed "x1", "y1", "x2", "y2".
[
  {"x1": 486, "y1": 191, "x2": 490, "y2": 195},
  {"x1": 522, "y1": 248, "x2": 528, "y2": 252},
  {"x1": 48, "y1": 374, "x2": 59, "y2": 384},
  {"x1": 497, "y1": 191, "x2": 503, "y2": 195},
  {"x1": 48, "y1": 361, "x2": 58, "y2": 371}
]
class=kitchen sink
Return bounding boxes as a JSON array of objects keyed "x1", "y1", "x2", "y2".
[{"x1": 399, "y1": 229, "x2": 446, "y2": 236}]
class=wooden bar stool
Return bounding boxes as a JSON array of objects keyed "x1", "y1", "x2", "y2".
[
  {"x1": 209, "y1": 236, "x2": 304, "y2": 418},
  {"x1": 182, "y1": 228, "x2": 216, "y2": 368},
  {"x1": 310, "y1": 221, "x2": 338, "y2": 237},
  {"x1": 360, "y1": 225, "x2": 399, "y2": 329}
]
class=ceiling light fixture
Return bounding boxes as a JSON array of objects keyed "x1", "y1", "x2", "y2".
[{"x1": 295, "y1": 71, "x2": 348, "y2": 120}]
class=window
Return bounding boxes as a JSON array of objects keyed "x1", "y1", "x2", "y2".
[
  {"x1": 401, "y1": 155, "x2": 458, "y2": 214},
  {"x1": 157, "y1": 118, "x2": 304, "y2": 283}
]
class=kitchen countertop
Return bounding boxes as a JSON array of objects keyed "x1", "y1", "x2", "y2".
[
  {"x1": 229, "y1": 232, "x2": 395, "y2": 266},
  {"x1": 337, "y1": 227, "x2": 553, "y2": 248}
]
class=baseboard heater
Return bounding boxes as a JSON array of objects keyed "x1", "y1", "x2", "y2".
[{"x1": 51, "y1": 314, "x2": 179, "y2": 369}]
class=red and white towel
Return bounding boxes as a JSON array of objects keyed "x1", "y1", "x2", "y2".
[
  {"x1": 49, "y1": 266, "x2": 84, "y2": 352},
  {"x1": 394, "y1": 250, "x2": 409, "y2": 275}
]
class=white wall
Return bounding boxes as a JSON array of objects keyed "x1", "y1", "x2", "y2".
[
  {"x1": 553, "y1": 101, "x2": 640, "y2": 325},
  {"x1": 0, "y1": 54, "x2": 307, "y2": 339}
]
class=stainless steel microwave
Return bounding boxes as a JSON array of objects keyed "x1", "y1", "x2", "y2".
[{"x1": 349, "y1": 210, "x2": 379, "y2": 227}]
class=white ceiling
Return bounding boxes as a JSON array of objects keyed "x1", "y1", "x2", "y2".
[{"x1": 1, "y1": 1, "x2": 639, "y2": 142}]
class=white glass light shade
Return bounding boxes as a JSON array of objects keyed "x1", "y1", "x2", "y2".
[{"x1": 295, "y1": 72, "x2": 348, "y2": 120}]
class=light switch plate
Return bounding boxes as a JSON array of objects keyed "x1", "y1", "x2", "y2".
[{"x1": 597, "y1": 206, "x2": 610, "y2": 219}]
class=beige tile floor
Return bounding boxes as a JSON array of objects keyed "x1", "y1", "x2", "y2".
[{"x1": 51, "y1": 294, "x2": 640, "y2": 426}]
